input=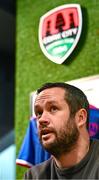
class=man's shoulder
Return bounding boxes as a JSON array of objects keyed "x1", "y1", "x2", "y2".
[
  {"x1": 91, "y1": 139, "x2": 99, "y2": 148},
  {"x1": 31, "y1": 158, "x2": 52, "y2": 172},
  {"x1": 24, "y1": 158, "x2": 52, "y2": 179},
  {"x1": 92, "y1": 139, "x2": 99, "y2": 147},
  {"x1": 91, "y1": 139, "x2": 99, "y2": 160}
]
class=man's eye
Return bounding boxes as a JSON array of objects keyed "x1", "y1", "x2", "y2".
[
  {"x1": 50, "y1": 106, "x2": 58, "y2": 113},
  {"x1": 36, "y1": 112, "x2": 42, "y2": 119}
]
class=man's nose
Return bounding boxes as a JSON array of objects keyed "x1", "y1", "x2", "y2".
[{"x1": 38, "y1": 111, "x2": 50, "y2": 126}]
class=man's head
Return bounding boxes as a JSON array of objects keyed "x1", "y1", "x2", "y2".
[
  {"x1": 34, "y1": 82, "x2": 89, "y2": 157},
  {"x1": 37, "y1": 82, "x2": 89, "y2": 124}
]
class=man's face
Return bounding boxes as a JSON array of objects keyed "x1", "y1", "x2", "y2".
[{"x1": 34, "y1": 87, "x2": 79, "y2": 157}]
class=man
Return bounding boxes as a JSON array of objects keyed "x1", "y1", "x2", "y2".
[{"x1": 24, "y1": 82, "x2": 99, "y2": 179}]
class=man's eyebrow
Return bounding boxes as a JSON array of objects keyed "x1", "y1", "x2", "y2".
[
  {"x1": 34, "y1": 100, "x2": 58, "y2": 107},
  {"x1": 46, "y1": 100, "x2": 57, "y2": 104}
]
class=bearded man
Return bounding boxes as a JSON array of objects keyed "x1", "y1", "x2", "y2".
[{"x1": 24, "y1": 82, "x2": 99, "y2": 179}]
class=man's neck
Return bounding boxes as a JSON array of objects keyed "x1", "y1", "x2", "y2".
[{"x1": 53, "y1": 134, "x2": 90, "y2": 169}]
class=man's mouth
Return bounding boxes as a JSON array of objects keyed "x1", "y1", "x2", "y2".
[
  {"x1": 39, "y1": 128, "x2": 55, "y2": 140},
  {"x1": 40, "y1": 128, "x2": 53, "y2": 136}
]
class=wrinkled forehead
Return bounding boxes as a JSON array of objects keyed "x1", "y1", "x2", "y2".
[{"x1": 35, "y1": 87, "x2": 65, "y2": 105}]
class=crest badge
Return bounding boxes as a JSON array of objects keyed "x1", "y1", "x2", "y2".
[{"x1": 39, "y1": 4, "x2": 82, "y2": 64}]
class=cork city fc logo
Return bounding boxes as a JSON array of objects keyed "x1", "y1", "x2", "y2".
[{"x1": 39, "y1": 4, "x2": 82, "y2": 64}]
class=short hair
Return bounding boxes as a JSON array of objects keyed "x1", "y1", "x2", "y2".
[{"x1": 37, "y1": 82, "x2": 89, "y2": 129}]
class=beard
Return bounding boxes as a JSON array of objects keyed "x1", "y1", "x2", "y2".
[{"x1": 38, "y1": 118, "x2": 79, "y2": 158}]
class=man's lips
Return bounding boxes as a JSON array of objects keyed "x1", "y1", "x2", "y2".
[
  {"x1": 38, "y1": 127, "x2": 56, "y2": 141},
  {"x1": 40, "y1": 128, "x2": 54, "y2": 136}
]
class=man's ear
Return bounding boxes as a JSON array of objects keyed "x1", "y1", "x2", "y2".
[{"x1": 75, "y1": 108, "x2": 87, "y2": 128}]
